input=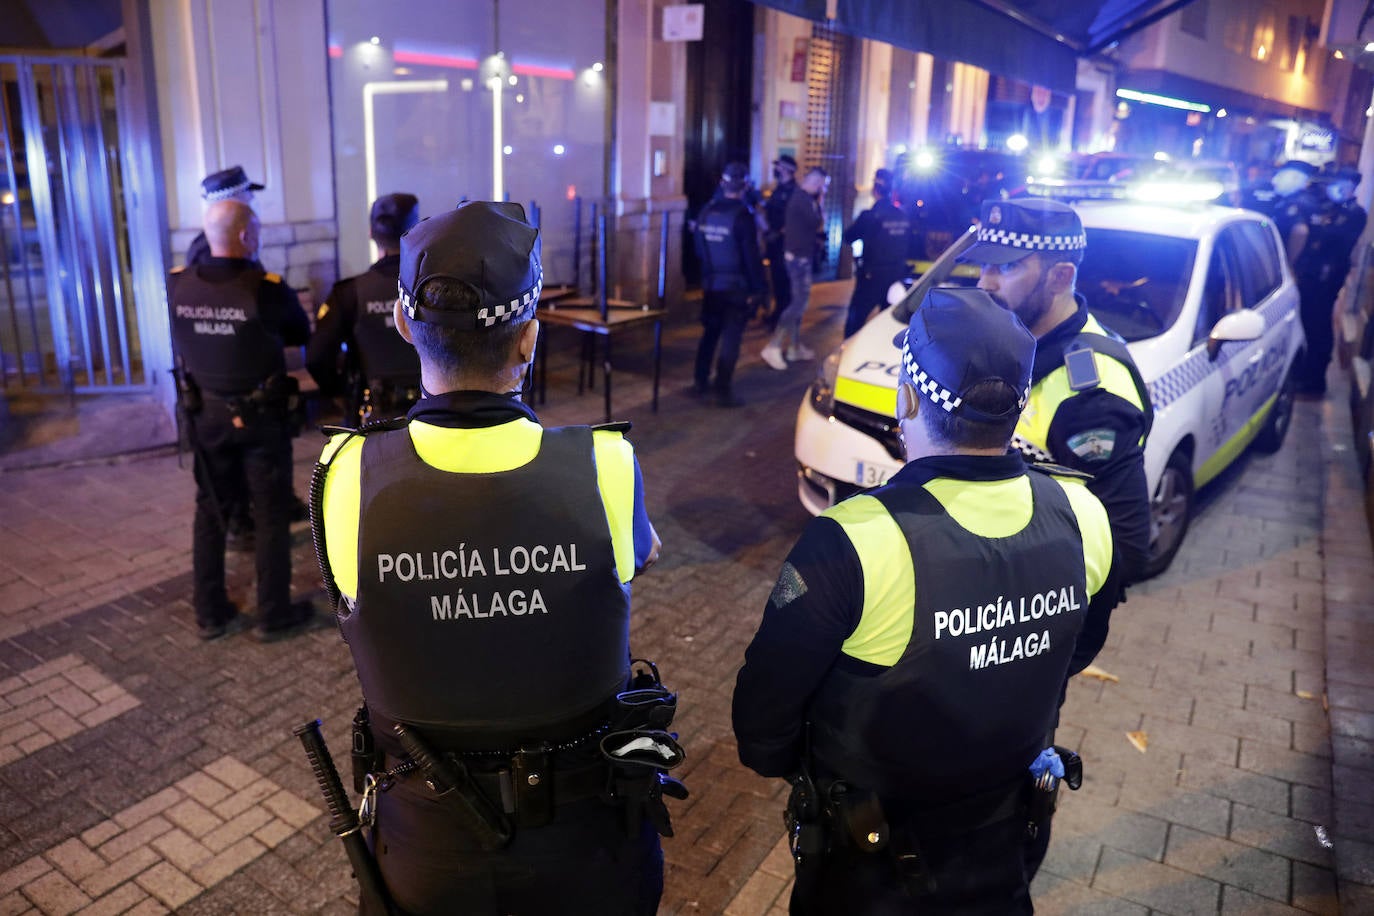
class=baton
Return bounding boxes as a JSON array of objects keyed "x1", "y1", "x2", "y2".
[{"x1": 294, "y1": 719, "x2": 396, "y2": 915}]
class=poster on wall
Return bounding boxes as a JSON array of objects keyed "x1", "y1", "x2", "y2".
[
  {"x1": 663, "y1": 5, "x2": 705, "y2": 41},
  {"x1": 778, "y1": 101, "x2": 803, "y2": 142},
  {"x1": 790, "y1": 38, "x2": 808, "y2": 82}
]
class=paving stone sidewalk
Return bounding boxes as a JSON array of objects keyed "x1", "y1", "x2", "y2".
[{"x1": 0, "y1": 285, "x2": 1370, "y2": 914}]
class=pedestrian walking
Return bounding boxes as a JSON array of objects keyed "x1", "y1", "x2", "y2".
[{"x1": 761, "y1": 167, "x2": 829, "y2": 370}]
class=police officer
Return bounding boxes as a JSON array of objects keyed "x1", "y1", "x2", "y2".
[
  {"x1": 168, "y1": 200, "x2": 317, "y2": 641},
  {"x1": 963, "y1": 198, "x2": 1152, "y2": 588},
  {"x1": 1261, "y1": 160, "x2": 1322, "y2": 265},
  {"x1": 763, "y1": 154, "x2": 799, "y2": 327},
  {"x1": 693, "y1": 163, "x2": 768, "y2": 407},
  {"x1": 733, "y1": 288, "x2": 1117, "y2": 913},
  {"x1": 1294, "y1": 166, "x2": 1367, "y2": 394},
  {"x1": 841, "y1": 168, "x2": 910, "y2": 338},
  {"x1": 313, "y1": 201, "x2": 680, "y2": 915},
  {"x1": 307, "y1": 193, "x2": 423, "y2": 421},
  {"x1": 185, "y1": 166, "x2": 265, "y2": 267}
]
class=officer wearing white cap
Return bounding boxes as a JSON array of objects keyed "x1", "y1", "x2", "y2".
[
  {"x1": 307, "y1": 193, "x2": 423, "y2": 420},
  {"x1": 312, "y1": 201, "x2": 679, "y2": 914},
  {"x1": 962, "y1": 198, "x2": 1152, "y2": 586},
  {"x1": 1263, "y1": 160, "x2": 1321, "y2": 265},
  {"x1": 734, "y1": 288, "x2": 1116, "y2": 913}
]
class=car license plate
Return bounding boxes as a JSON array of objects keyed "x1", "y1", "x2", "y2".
[{"x1": 855, "y1": 461, "x2": 892, "y2": 488}]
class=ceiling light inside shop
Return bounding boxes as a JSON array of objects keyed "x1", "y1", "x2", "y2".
[
  {"x1": 553, "y1": 144, "x2": 566, "y2": 155},
  {"x1": 508, "y1": 75, "x2": 518, "y2": 86},
  {"x1": 1216, "y1": 108, "x2": 1227, "y2": 118},
  {"x1": 516, "y1": 93, "x2": 525, "y2": 103},
  {"x1": 504, "y1": 145, "x2": 513, "y2": 155},
  {"x1": 1366, "y1": 42, "x2": 1374, "y2": 52},
  {"x1": 394, "y1": 67, "x2": 410, "y2": 75},
  {"x1": 592, "y1": 62, "x2": 604, "y2": 72},
  {"x1": 461, "y1": 78, "x2": 473, "y2": 91},
  {"x1": 1334, "y1": 50, "x2": 1344, "y2": 59},
  {"x1": 370, "y1": 36, "x2": 381, "y2": 45}
]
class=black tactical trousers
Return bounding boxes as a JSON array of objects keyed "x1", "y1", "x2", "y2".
[
  {"x1": 368, "y1": 779, "x2": 663, "y2": 915},
  {"x1": 1297, "y1": 273, "x2": 1341, "y2": 392},
  {"x1": 791, "y1": 815, "x2": 1032, "y2": 916},
  {"x1": 190, "y1": 399, "x2": 295, "y2": 629},
  {"x1": 844, "y1": 267, "x2": 905, "y2": 338},
  {"x1": 695, "y1": 290, "x2": 751, "y2": 395}
]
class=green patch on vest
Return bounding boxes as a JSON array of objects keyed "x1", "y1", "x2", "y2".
[
  {"x1": 1066, "y1": 428, "x2": 1116, "y2": 462},
  {"x1": 769, "y1": 562, "x2": 808, "y2": 609}
]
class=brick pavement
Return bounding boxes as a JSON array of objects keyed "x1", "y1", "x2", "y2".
[{"x1": 0, "y1": 284, "x2": 1370, "y2": 914}]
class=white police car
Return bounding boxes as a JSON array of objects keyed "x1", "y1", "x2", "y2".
[{"x1": 797, "y1": 199, "x2": 1302, "y2": 577}]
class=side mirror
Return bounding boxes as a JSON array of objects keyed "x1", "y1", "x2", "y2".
[{"x1": 1206, "y1": 310, "x2": 1265, "y2": 360}]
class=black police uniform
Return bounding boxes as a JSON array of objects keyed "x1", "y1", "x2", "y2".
[
  {"x1": 1267, "y1": 188, "x2": 1322, "y2": 257},
  {"x1": 307, "y1": 254, "x2": 421, "y2": 420},
  {"x1": 314, "y1": 202, "x2": 676, "y2": 915},
  {"x1": 764, "y1": 177, "x2": 798, "y2": 324},
  {"x1": 168, "y1": 257, "x2": 309, "y2": 634},
  {"x1": 841, "y1": 196, "x2": 910, "y2": 337},
  {"x1": 1016, "y1": 299, "x2": 1152, "y2": 587},
  {"x1": 734, "y1": 454, "x2": 1117, "y2": 914},
  {"x1": 694, "y1": 196, "x2": 767, "y2": 403},
  {"x1": 1294, "y1": 195, "x2": 1367, "y2": 392}
]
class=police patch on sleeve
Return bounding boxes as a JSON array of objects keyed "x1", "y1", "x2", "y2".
[
  {"x1": 1066, "y1": 429, "x2": 1116, "y2": 462},
  {"x1": 769, "y1": 562, "x2": 808, "y2": 609}
]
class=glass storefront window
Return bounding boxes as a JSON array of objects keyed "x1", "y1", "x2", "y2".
[{"x1": 325, "y1": 0, "x2": 607, "y2": 283}]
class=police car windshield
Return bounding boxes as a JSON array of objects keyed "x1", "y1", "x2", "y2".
[
  {"x1": 891, "y1": 227, "x2": 978, "y2": 323},
  {"x1": 1079, "y1": 228, "x2": 1198, "y2": 342}
]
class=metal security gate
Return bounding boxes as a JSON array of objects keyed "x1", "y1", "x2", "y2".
[
  {"x1": 0, "y1": 55, "x2": 151, "y2": 392},
  {"x1": 803, "y1": 21, "x2": 860, "y2": 281}
]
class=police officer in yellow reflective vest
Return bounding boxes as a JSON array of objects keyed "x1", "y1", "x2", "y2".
[
  {"x1": 312, "y1": 201, "x2": 681, "y2": 915},
  {"x1": 307, "y1": 193, "x2": 424, "y2": 421},
  {"x1": 733, "y1": 288, "x2": 1117, "y2": 914},
  {"x1": 963, "y1": 199, "x2": 1151, "y2": 585}
]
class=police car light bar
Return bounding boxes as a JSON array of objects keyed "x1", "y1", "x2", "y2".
[{"x1": 1128, "y1": 180, "x2": 1226, "y2": 204}]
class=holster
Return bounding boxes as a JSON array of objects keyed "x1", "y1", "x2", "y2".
[
  {"x1": 351, "y1": 706, "x2": 382, "y2": 795},
  {"x1": 599, "y1": 729, "x2": 687, "y2": 838},
  {"x1": 392, "y1": 723, "x2": 513, "y2": 851}
]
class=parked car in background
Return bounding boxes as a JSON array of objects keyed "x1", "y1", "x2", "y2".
[{"x1": 796, "y1": 195, "x2": 1302, "y2": 578}]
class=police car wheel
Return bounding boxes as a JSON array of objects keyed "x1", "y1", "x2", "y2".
[
  {"x1": 1253, "y1": 368, "x2": 1295, "y2": 454},
  {"x1": 1145, "y1": 450, "x2": 1193, "y2": 579}
]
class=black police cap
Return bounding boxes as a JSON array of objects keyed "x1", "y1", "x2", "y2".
[
  {"x1": 371, "y1": 193, "x2": 420, "y2": 240},
  {"x1": 773, "y1": 154, "x2": 798, "y2": 170},
  {"x1": 398, "y1": 201, "x2": 542, "y2": 331},
  {"x1": 892, "y1": 288, "x2": 1034, "y2": 422},
  {"x1": 200, "y1": 165, "x2": 264, "y2": 201},
  {"x1": 959, "y1": 199, "x2": 1087, "y2": 266}
]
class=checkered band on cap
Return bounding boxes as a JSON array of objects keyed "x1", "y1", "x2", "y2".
[
  {"x1": 476, "y1": 268, "x2": 542, "y2": 327},
  {"x1": 901, "y1": 345, "x2": 963, "y2": 414},
  {"x1": 975, "y1": 225, "x2": 1086, "y2": 252},
  {"x1": 203, "y1": 178, "x2": 254, "y2": 202},
  {"x1": 397, "y1": 268, "x2": 543, "y2": 328}
]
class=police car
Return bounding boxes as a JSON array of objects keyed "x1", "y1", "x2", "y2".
[{"x1": 796, "y1": 197, "x2": 1303, "y2": 577}]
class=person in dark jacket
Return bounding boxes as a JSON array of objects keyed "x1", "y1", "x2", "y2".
[
  {"x1": 1293, "y1": 166, "x2": 1367, "y2": 394},
  {"x1": 762, "y1": 155, "x2": 799, "y2": 327},
  {"x1": 168, "y1": 200, "x2": 318, "y2": 642},
  {"x1": 307, "y1": 193, "x2": 423, "y2": 420},
  {"x1": 841, "y1": 168, "x2": 910, "y2": 337},
  {"x1": 184, "y1": 166, "x2": 264, "y2": 267},
  {"x1": 692, "y1": 163, "x2": 768, "y2": 407},
  {"x1": 761, "y1": 167, "x2": 829, "y2": 370}
]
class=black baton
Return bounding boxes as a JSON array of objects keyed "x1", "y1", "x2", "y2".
[{"x1": 294, "y1": 719, "x2": 396, "y2": 915}]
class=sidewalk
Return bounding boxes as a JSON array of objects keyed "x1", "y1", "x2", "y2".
[{"x1": 0, "y1": 283, "x2": 1371, "y2": 914}]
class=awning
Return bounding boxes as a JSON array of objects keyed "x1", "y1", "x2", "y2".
[{"x1": 753, "y1": 0, "x2": 1195, "y2": 94}]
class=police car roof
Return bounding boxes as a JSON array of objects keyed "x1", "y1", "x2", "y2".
[{"x1": 1073, "y1": 200, "x2": 1251, "y2": 242}]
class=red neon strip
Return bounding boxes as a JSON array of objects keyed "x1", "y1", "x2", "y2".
[
  {"x1": 512, "y1": 63, "x2": 575, "y2": 80},
  {"x1": 393, "y1": 50, "x2": 480, "y2": 69},
  {"x1": 328, "y1": 44, "x2": 342, "y2": 58}
]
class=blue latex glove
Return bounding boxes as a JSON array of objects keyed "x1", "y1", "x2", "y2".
[{"x1": 1029, "y1": 747, "x2": 1065, "y2": 780}]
